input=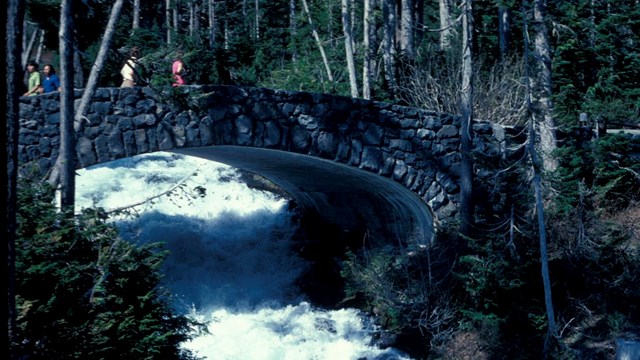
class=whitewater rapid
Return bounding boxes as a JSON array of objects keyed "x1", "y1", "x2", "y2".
[{"x1": 74, "y1": 151, "x2": 412, "y2": 360}]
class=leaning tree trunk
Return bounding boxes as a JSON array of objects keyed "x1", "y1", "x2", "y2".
[
  {"x1": 48, "y1": 0, "x2": 125, "y2": 187},
  {"x1": 342, "y1": 0, "x2": 359, "y2": 98},
  {"x1": 301, "y1": 0, "x2": 334, "y2": 83},
  {"x1": 74, "y1": 0, "x2": 124, "y2": 128},
  {"x1": 58, "y1": 0, "x2": 76, "y2": 215},
  {"x1": 6, "y1": 0, "x2": 25, "y2": 355},
  {"x1": 22, "y1": 22, "x2": 38, "y2": 67},
  {"x1": 35, "y1": 29, "x2": 45, "y2": 63}
]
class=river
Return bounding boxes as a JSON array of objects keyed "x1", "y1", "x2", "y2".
[{"x1": 74, "y1": 151, "x2": 412, "y2": 360}]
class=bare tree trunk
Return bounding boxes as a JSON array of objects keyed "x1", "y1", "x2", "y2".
[
  {"x1": 438, "y1": 0, "x2": 454, "y2": 51},
  {"x1": 301, "y1": 0, "x2": 334, "y2": 82},
  {"x1": 74, "y1": 0, "x2": 125, "y2": 127},
  {"x1": 382, "y1": 0, "x2": 398, "y2": 96},
  {"x1": 48, "y1": 0, "x2": 126, "y2": 186},
  {"x1": 58, "y1": 0, "x2": 76, "y2": 214},
  {"x1": 22, "y1": 22, "x2": 38, "y2": 67},
  {"x1": 342, "y1": 0, "x2": 359, "y2": 98},
  {"x1": 35, "y1": 29, "x2": 45, "y2": 63},
  {"x1": 523, "y1": 0, "x2": 557, "y2": 348},
  {"x1": 290, "y1": 0, "x2": 297, "y2": 61},
  {"x1": 533, "y1": 0, "x2": 557, "y2": 171},
  {"x1": 459, "y1": 0, "x2": 474, "y2": 236},
  {"x1": 133, "y1": 0, "x2": 140, "y2": 30},
  {"x1": 73, "y1": 47, "x2": 84, "y2": 88},
  {"x1": 400, "y1": 0, "x2": 414, "y2": 59},
  {"x1": 208, "y1": 0, "x2": 216, "y2": 48},
  {"x1": 189, "y1": 0, "x2": 195, "y2": 37},
  {"x1": 173, "y1": 6, "x2": 179, "y2": 38},
  {"x1": 255, "y1": 0, "x2": 260, "y2": 40},
  {"x1": 499, "y1": 4, "x2": 511, "y2": 59},
  {"x1": 362, "y1": 0, "x2": 373, "y2": 99},
  {"x1": 166, "y1": 0, "x2": 172, "y2": 45},
  {"x1": 6, "y1": 0, "x2": 25, "y2": 355},
  {"x1": 194, "y1": 0, "x2": 201, "y2": 42}
]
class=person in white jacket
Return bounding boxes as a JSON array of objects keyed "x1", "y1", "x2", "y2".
[{"x1": 120, "y1": 47, "x2": 139, "y2": 87}]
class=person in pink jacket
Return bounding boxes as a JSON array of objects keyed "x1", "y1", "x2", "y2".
[{"x1": 172, "y1": 55, "x2": 186, "y2": 87}]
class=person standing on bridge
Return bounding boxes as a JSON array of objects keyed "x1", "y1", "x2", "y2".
[
  {"x1": 23, "y1": 61, "x2": 42, "y2": 96},
  {"x1": 171, "y1": 53, "x2": 186, "y2": 87},
  {"x1": 120, "y1": 47, "x2": 140, "y2": 88},
  {"x1": 42, "y1": 64, "x2": 61, "y2": 93}
]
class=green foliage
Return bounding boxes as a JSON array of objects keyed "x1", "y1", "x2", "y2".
[
  {"x1": 341, "y1": 247, "x2": 420, "y2": 331},
  {"x1": 551, "y1": 0, "x2": 640, "y2": 126},
  {"x1": 13, "y1": 175, "x2": 203, "y2": 359},
  {"x1": 552, "y1": 132, "x2": 640, "y2": 214}
]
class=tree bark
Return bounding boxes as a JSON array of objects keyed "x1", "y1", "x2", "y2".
[
  {"x1": 208, "y1": 0, "x2": 216, "y2": 49},
  {"x1": 189, "y1": 0, "x2": 195, "y2": 37},
  {"x1": 499, "y1": 4, "x2": 511, "y2": 59},
  {"x1": 438, "y1": 0, "x2": 454, "y2": 51},
  {"x1": 166, "y1": 0, "x2": 172, "y2": 45},
  {"x1": 22, "y1": 22, "x2": 38, "y2": 68},
  {"x1": 75, "y1": 0, "x2": 125, "y2": 127},
  {"x1": 382, "y1": 0, "x2": 398, "y2": 96},
  {"x1": 400, "y1": 0, "x2": 414, "y2": 59},
  {"x1": 133, "y1": 0, "x2": 140, "y2": 30},
  {"x1": 289, "y1": 0, "x2": 297, "y2": 61},
  {"x1": 35, "y1": 29, "x2": 45, "y2": 64},
  {"x1": 523, "y1": 0, "x2": 557, "y2": 346},
  {"x1": 342, "y1": 0, "x2": 359, "y2": 98},
  {"x1": 533, "y1": 0, "x2": 557, "y2": 171},
  {"x1": 59, "y1": 0, "x2": 76, "y2": 215},
  {"x1": 301, "y1": 0, "x2": 334, "y2": 83},
  {"x1": 73, "y1": 47, "x2": 84, "y2": 88},
  {"x1": 362, "y1": 0, "x2": 373, "y2": 99},
  {"x1": 48, "y1": 0, "x2": 126, "y2": 187},
  {"x1": 6, "y1": 0, "x2": 25, "y2": 355},
  {"x1": 255, "y1": 0, "x2": 260, "y2": 40},
  {"x1": 459, "y1": 0, "x2": 474, "y2": 236}
]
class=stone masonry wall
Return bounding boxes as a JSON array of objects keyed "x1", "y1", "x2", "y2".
[{"x1": 18, "y1": 85, "x2": 505, "y2": 219}]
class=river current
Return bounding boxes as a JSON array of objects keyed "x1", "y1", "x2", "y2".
[{"x1": 74, "y1": 151, "x2": 411, "y2": 360}]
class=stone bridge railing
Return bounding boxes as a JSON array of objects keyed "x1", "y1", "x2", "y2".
[{"x1": 18, "y1": 85, "x2": 506, "y2": 219}]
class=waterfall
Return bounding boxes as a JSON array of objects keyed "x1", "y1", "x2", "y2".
[{"x1": 74, "y1": 151, "x2": 412, "y2": 360}]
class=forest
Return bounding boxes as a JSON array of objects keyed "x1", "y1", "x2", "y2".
[{"x1": 5, "y1": 0, "x2": 640, "y2": 359}]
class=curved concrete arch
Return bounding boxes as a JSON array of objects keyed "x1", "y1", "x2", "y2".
[
  {"x1": 18, "y1": 85, "x2": 504, "y2": 248},
  {"x1": 172, "y1": 145, "x2": 434, "y2": 246}
]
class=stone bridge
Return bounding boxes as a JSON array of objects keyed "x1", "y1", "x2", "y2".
[{"x1": 18, "y1": 85, "x2": 505, "y2": 246}]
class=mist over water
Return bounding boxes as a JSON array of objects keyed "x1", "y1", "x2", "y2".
[{"x1": 74, "y1": 152, "x2": 412, "y2": 360}]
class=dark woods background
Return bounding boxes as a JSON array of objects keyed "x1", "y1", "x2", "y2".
[{"x1": 11, "y1": 0, "x2": 640, "y2": 359}]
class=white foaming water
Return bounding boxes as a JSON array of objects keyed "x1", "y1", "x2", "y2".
[{"x1": 74, "y1": 152, "x2": 412, "y2": 360}]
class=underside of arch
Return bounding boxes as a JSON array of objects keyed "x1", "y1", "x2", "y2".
[{"x1": 172, "y1": 146, "x2": 434, "y2": 247}]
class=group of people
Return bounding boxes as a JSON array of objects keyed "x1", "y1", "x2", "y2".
[
  {"x1": 23, "y1": 61, "x2": 61, "y2": 96},
  {"x1": 23, "y1": 47, "x2": 187, "y2": 97},
  {"x1": 120, "y1": 47, "x2": 186, "y2": 88}
]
